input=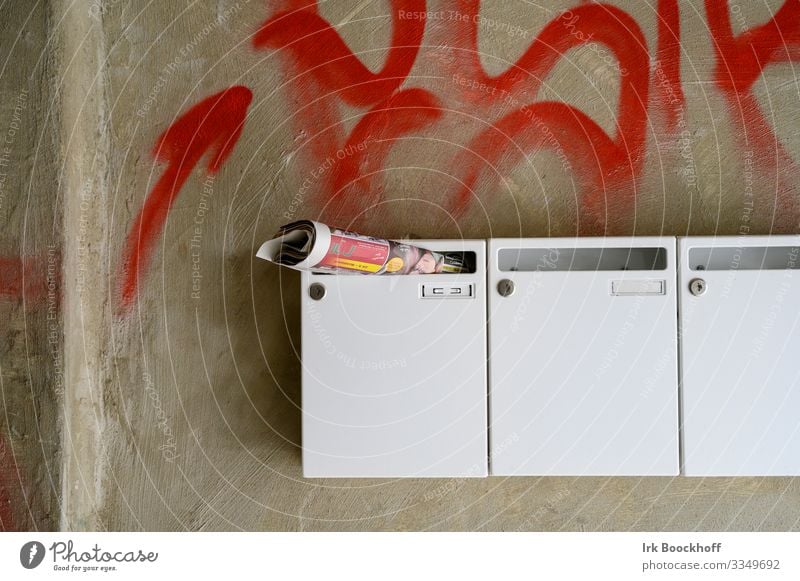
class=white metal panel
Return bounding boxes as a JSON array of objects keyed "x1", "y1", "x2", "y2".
[
  {"x1": 301, "y1": 240, "x2": 487, "y2": 478},
  {"x1": 488, "y1": 237, "x2": 679, "y2": 476},
  {"x1": 680, "y1": 236, "x2": 800, "y2": 476}
]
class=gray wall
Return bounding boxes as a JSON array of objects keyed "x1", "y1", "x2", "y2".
[{"x1": 0, "y1": 1, "x2": 61, "y2": 531}]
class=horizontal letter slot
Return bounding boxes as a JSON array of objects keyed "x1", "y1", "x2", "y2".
[
  {"x1": 689, "y1": 246, "x2": 800, "y2": 270},
  {"x1": 498, "y1": 247, "x2": 667, "y2": 272}
]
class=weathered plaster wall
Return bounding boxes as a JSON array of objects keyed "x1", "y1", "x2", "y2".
[
  {"x1": 0, "y1": 2, "x2": 61, "y2": 530},
  {"x1": 6, "y1": 0, "x2": 800, "y2": 530},
  {"x1": 57, "y1": 0, "x2": 115, "y2": 531}
]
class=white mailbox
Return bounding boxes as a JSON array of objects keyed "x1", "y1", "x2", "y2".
[
  {"x1": 488, "y1": 237, "x2": 679, "y2": 476},
  {"x1": 680, "y1": 236, "x2": 800, "y2": 476},
  {"x1": 300, "y1": 240, "x2": 488, "y2": 478}
]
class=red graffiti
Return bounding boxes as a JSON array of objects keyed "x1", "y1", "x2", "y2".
[
  {"x1": 255, "y1": 1, "x2": 655, "y2": 230},
  {"x1": 0, "y1": 255, "x2": 52, "y2": 303},
  {"x1": 118, "y1": 86, "x2": 252, "y2": 312},
  {"x1": 452, "y1": 103, "x2": 630, "y2": 224},
  {"x1": 706, "y1": 0, "x2": 800, "y2": 225},
  {"x1": 253, "y1": 1, "x2": 426, "y2": 107},
  {"x1": 444, "y1": 4, "x2": 650, "y2": 227},
  {"x1": 115, "y1": 1, "x2": 800, "y2": 310},
  {"x1": 0, "y1": 434, "x2": 18, "y2": 531},
  {"x1": 707, "y1": 0, "x2": 800, "y2": 94},
  {"x1": 253, "y1": 0, "x2": 431, "y2": 222},
  {"x1": 654, "y1": 0, "x2": 685, "y2": 130},
  {"x1": 1, "y1": 257, "x2": 34, "y2": 299},
  {"x1": 328, "y1": 89, "x2": 442, "y2": 219}
]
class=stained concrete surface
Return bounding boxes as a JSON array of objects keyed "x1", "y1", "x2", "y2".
[
  {"x1": 2, "y1": 0, "x2": 800, "y2": 530},
  {"x1": 0, "y1": 0, "x2": 61, "y2": 531}
]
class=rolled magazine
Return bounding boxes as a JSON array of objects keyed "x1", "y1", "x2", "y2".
[{"x1": 256, "y1": 220, "x2": 473, "y2": 274}]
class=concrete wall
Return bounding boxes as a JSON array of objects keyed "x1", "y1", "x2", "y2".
[
  {"x1": 4, "y1": 0, "x2": 800, "y2": 530},
  {"x1": 0, "y1": 2, "x2": 61, "y2": 531}
]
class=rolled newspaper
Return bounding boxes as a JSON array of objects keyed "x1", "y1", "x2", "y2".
[{"x1": 256, "y1": 220, "x2": 472, "y2": 274}]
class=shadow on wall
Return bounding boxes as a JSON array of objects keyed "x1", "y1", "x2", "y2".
[{"x1": 229, "y1": 248, "x2": 302, "y2": 458}]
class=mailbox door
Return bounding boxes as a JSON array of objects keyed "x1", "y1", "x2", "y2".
[
  {"x1": 301, "y1": 240, "x2": 487, "y2": 478},
  {"x1": 680, "y1": 236, "x2": 800, "y2": 476},
  {"x1": 488, "y1": 237, "x2": 679, "y2": 476}
]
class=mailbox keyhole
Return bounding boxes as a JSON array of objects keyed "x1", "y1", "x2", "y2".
[
  {"x1": 497, "y1": 279, "x2": 515, "y2": 297},
  {"x1": 309, "y1": 283, "x2": 326, "y2": 300},
  {"x1": 689, "y1": 278, "x2": 706, "y2": 296}
]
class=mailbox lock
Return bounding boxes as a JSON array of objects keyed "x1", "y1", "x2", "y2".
[
  {"x1": 309, "y1": 283, "x2": 326, "y2": 301},
  {"x1": 497, "y1": 279, "x2": 515, "y2": 297},
  {"x1": 689, "y1": 278, "x2": 707, "y2": 296}
]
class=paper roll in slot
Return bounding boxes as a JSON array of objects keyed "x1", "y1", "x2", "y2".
[{"x1": 256, "y1": 220, "x2": 473, "y2": 275}]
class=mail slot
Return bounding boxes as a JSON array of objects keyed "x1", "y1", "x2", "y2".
[
  {"x1": 488, "y1": 237, "x2": 679, "y2": 476},
  {"x1": 680, "y1": 236, "x2": 800, "y2": 476},
  {"x1": 300, "y1": 240, "x2": 487, "y2": 478}
]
